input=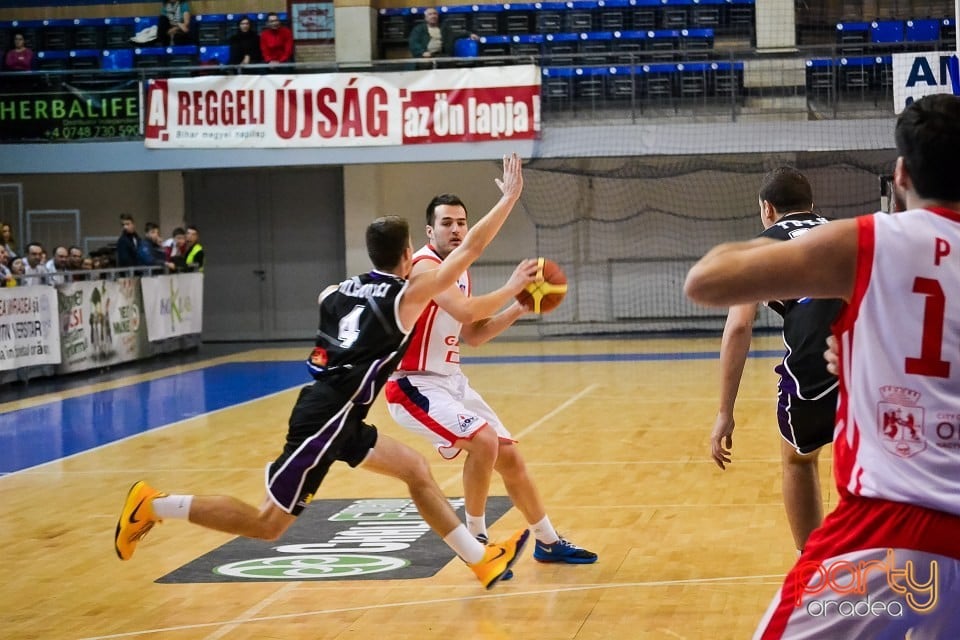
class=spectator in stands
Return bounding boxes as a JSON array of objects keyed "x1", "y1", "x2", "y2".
[
  {"x1": 408, "y1": 8, "x2": 478, "y2": 59},
  {"x1": 0, "y1": 222, "x2": 16, "y2": 260},
  {"x1": 4, "y1": 32, "x2": 34, "y2": 72},
  {"x1": 158, "y1": 0, "x2": 193, "y2": 46},
  {"x1": 0, "y1": 246, "x2": 12, "y2": 285},
  {"x1": 229, "y1": 16, "x2": 262, "y2": 68},
  {"x1": 45, "y1": 245, "x2": 68, "y2": 273},
  {"x1": 8, "y1": 257, "x2": 24, "y2": 285},
  {"x1": 68, "y1": 245, "x2": 84, "y2": 271},
  {"x1": 260, "y1": 13, "x2": 293, "y2": 67},
  {"x1": 138, "y1": 222, "x2": 176, "y2": 271},
  {"x1": 116, "y1": 213, "x2": 141, "y2": 268},
  {"x1": 23, "y1": 242, "x2": 48, "y2": 286},
  {"x1": 163, "y1": 226, "x2": 186, "y2": 260},
  {"x1": 45, "y1": 245, "x2": 69, "y2": 285},
  {"x1": 184, "y1": 224, "x2": 204, "y2": 272},
  {"x1": 81, "y1": 256, "x2": 94, "y2": 271}
]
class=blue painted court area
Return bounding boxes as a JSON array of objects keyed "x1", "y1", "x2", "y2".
[
  {"x1": 0, "y1": 348, "x2": 782, "y2": 475},
  {"x1": 0, "y1": 362, "x2": 311, "y2": 475}
]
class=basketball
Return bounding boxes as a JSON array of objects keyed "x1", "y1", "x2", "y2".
[{"x1": 516, "y1": 258, "x2": 567, "y2": 314}]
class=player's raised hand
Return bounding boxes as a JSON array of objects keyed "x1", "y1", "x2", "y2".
[{"x1": 494, "y1": 153, "x2": 523, "y2": 201}]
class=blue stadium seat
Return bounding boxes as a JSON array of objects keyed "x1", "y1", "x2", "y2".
[
  {"x1": 199, "y1": 45, "x2": 231, "y2": 64},
  {"x1": 104, "y1": 17, "x2": 136, "y2": 49},
  {"x1": 906, "y1": 18, "x2": 940, "y2": 43},
  {"x1": 101, "y1": 49, "x2": 134, "y2": 70},
  {"x1": 870, "y1": 20, "x2": 904, "y2": 52}
]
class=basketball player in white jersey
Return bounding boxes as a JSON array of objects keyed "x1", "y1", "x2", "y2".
[
  {"x1": 385, "y1": 193, "x2": 598, "y2": 568},
  {"x1": 685, "y1": 94, "x2": 960, "y2": 638}
]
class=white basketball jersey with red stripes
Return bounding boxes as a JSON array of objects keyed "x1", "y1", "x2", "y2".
[
  {"x1": 832, "y1": 207, "x2": 960, "y2": 517},
  {"x1": 396, "y1": 244, "x2": 470, "y2": 375}
]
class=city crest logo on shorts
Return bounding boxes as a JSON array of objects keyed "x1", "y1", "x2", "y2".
[
  {"x1": 877, "y1": 386, "x2": 926, "y2": 458},
  {"x1": 309, "y1": 347, "x2": 328, "y2": 368}
]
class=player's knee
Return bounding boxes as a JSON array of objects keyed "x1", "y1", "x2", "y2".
[
  {"x1": 258, "y1": 518, "x2": 291, "y2": 541},
  {"x1": 495, "y1": 442, "x2": 525, "y2": 476}
]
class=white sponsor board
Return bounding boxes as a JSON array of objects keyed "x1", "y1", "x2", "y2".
[
  {"x1": 892, "y1": 52, "x2": 960, "y2": 113},
  {"x1": 141, "y1": 273, "x2": 203, "y2": 341},
  {"x1": 144, "y1": 66, "x2": 541, "y2": 148},
  {"x1": 57, "y1": 279, "x2": 149, "y2": 373},
  {"x1": 0, "y1": 285, "x2": 60, "y2": 370}
]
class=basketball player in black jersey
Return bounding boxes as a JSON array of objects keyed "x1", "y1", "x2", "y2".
[
  {"x1": 115, "y1": 154, "x2": 529, "y2": 589},
  {"x1": 708, "y1": 167, "x2": 842, "y2": 552}
]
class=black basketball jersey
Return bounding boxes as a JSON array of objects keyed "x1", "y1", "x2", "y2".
[
  {"x1": 760, "y1": 212, "x2": 843, "y2": 398},
  {"x1": 305, "y1": 270, "x2": 412, "y2": 404}
]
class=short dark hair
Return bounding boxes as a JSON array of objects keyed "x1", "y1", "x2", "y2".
[
  {"x1": 186, "y1": 224, "x2": 199, "y2": 234},
  {"x1": 145, "y1": 222, "x2": 159, "y2": 233},
  {"x1": 120, "y1": 213, "x2": 134, "y2": 222},
  {"x1": 172, "y1": 227, "x2": 186, "y2": 236},
  {"x1": 425, "y1": 193, "x2": 467, "y2": 226},
  {"x1": 366, "y1": 216, "x2": 410, "y2": 271},
  {"x1": 895, "y1": 94, "x2": 960, "y2": 202},
  {"x1": 758, "y1": 166, "x2": 813, "y2": 213}
]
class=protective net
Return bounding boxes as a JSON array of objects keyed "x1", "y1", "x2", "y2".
[{"x1": 492, "y1": 151, "x2": 897, "y2": 336}]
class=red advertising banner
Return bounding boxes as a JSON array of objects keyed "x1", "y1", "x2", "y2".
[{"x1": 144, "y1": 66, "x2": 541, "y2": 148}]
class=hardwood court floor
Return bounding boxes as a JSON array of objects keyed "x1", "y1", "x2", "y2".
[{"x1": 0, "y1": 336, "x2": 834, "y2": 640}]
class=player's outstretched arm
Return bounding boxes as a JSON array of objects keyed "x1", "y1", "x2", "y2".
[
  {"x1": 400, "y1": 153, "x2": 523, "y2": 327},
  {"x1": 711, "y1": 302, "x2": 757, "y2": 470},
  {"x1": 684, "y1": 220, "x2": 858, "y2": 307}
]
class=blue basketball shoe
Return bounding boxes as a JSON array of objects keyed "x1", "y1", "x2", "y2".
[{"x1": 533, "y1": 537, "x2": 598, "y2": 564}]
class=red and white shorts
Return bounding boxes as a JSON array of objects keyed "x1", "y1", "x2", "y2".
[
  {"x1": 754, "y1": 496, "x2": 960, "y2": 639},
  {"x1": 385, "y1": 371, "x2": 515, "y2": 459}
]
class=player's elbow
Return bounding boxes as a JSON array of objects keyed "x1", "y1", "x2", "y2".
[{"x1": 684, "y1": 266, "x2": 721, "y2": 306}]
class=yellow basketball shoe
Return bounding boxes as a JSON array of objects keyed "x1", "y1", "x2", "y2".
[
  {"x1": 114, "y1": 480, "x2": 166, "y2": 560},
  {"x1": 469, "y1": 528, "x2": 529, "y2": 589}
]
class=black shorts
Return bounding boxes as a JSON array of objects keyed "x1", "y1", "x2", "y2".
[
  {"x1": 266, "y1": 383, "x2": 378, "y2": 515},
  {"x1": 776, "y1": 385, "x2": 838, "y2": 454}
]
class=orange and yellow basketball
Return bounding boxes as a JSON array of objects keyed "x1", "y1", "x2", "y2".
[{"x1": 516, "y1": 257, "x2": 567, "y2": 314}]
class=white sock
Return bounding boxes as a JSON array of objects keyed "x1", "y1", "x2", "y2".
[
  {"x1": 466, "y1": 513, "x2": 487, "y2": 539},
  {"x1": 152, "y1": 494, "x2": 194, "y2": 520},
  {"x1": 531, "y1": 515, "x2": 559, "y2": 544},
  {"x1": 444, "y1": 524, "x2": 485, "y2": 564}
]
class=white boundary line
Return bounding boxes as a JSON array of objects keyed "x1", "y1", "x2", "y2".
[{"x1": 79, "y1": 573, "x2": 786, "y2": 640}]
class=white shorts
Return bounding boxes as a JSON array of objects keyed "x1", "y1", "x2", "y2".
[{"x1": 385, "y1": 371, "x2": 515, "y2": 459}]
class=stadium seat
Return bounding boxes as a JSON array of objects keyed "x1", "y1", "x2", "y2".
[
  {"x1": 579, "y1": 34, "x2": 612, "y2": 65},
  {"x1": 199, "y1": 45, "x2": 230, "y2": 64},
  {"x1": 471, "y1": 12, "x2": 501, "y2": 37},
  {"x1": 836, "y1": 22, "x2": 869, "y2": 55},
  {"x1": 104, "y1": 18, "x2": 135, "y2": 49},
  {"x1": 541, "y1": 68, "x2": 572, "y2": 109},
  {"x1": 565, "y1": 10, "x2": 595, "y2": 33},
  {"x1": 40, "y1": 20, "x2": 72, "y2": 51},
  {"x1": 72, "y1": 20, "x2": 104, "y2": 50},
  {"x1": 544, "y1": 33, "x2": 578, "y2": 65},
  {"x1": 535, "y1": 11, "x2": 563, "y2": 34},
  {"x1": 905, "y1": 19, "x2": 940, "y2": 45},
  {"x1": 712, "y1": 62, "x2": 742, "y2": 98},
  {"x1": 68, "y1": 49, "x2": 101, "y2": 83},
  {"x1": 196, "y1": 16, "x2": 225, "y2": 46},
  {"x1": 661, "y1": 8, "x2": 688, "y2": 30},
  {"x1": 806, "y1": 58, "x2": 835, "y2": 104},
  {"x1": 101, "y1": 49, "x2": 134, "y2": 70},
  {"x1": 691, "y1": 6, "x2": 721, "y2": 29},
  {"x1": 379, "y1": 12, "x2": 409, "y2": 44},
  {"x1": 606, "y1": 67, "x2": 638, "y2": 100},
  {"x1": 870, "y1": 20, "x2": 904, "y2": 53},
  {"x1": 504, "y1": 12, "x2": 531, "y2": 35},
  {"x1": 631, "y1": 8, "x2": 656, "y2": 31}
]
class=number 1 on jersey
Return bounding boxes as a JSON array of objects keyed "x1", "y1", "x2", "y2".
[
  {"x1": 905, "y1": 277, "x2": 951, "y2": 378},
  {"x1": 338, "y1": 305, "x2": 364, "y2": 348}
]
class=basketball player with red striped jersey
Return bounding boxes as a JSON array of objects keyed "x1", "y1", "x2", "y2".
[
  {"x1": 386, "y1": 193, "x2": 598, "y2": 567},
  {"x1": 686, "y1": 94, "x2": 960, "y2": 639}
]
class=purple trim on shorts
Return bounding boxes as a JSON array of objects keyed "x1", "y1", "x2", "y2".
[{"x1": 268, "y1": 408, "x2": 348, "y2": 511}]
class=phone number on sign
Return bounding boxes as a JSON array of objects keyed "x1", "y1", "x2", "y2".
[{"x1": 45, "y1": 123, "x2": 141, "y2": 139}]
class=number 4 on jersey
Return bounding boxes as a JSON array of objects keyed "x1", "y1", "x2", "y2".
[{"x1": 338, "y1": 305, "x2": 364, "y2": 348}]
